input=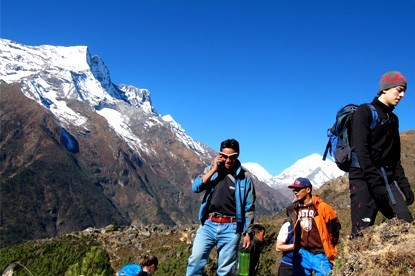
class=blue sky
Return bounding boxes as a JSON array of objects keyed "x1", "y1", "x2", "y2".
[{"x1": 2, "y1": 0, "x2": 415, "y2": 175}]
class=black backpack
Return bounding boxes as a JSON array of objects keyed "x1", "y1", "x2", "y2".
[{"x1": 323, "y1": 104, "x2": 378, "y2": 172}]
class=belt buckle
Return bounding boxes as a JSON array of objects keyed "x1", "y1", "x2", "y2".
[{"x1": 209, "y1": 213, "x2": 235, "y2": 223}]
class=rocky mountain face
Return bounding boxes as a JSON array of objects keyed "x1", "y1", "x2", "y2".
[{"x1": 0, "y1": 39, "x2": 289, "y2": 247}]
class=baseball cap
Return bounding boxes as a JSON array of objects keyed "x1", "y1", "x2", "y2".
[{"x1": 288, "y1": 177, "x2": 312, "y2": 189}]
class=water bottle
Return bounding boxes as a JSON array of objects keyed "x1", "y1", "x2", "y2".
[{"x1": 238, "y1": 250, "x2": 250, "y2": 276}]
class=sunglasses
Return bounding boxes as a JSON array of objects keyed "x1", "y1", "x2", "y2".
[
  {"x1": 293, "y1": 187, "x2": 307, "y2": 192},
  {"x1": 220, "y1": 152, "x2": 238, "y2": 160}
]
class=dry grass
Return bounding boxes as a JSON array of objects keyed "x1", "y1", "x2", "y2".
[{"x1": 334, "y1": 218, "x2": 415, "y2": 275}]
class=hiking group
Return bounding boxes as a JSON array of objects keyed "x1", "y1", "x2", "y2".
[
  {"x1": 119, "y1": 70, "x2": 413, "y2": 276},
  {"x1": 184, "y1": 70, "x2": 413, "y2": 276}
]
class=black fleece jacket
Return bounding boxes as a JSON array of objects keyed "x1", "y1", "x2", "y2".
[{"x1": 349, "y1": 97, "x2": 410, "y2": 191}]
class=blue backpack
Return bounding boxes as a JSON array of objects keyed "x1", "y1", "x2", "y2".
[
  {"x1": 118, "y1": 264, "x2": 142, "y2": 276},
  {"x1": 323, "y1": 104, "x2": 378, "y2": 172}
]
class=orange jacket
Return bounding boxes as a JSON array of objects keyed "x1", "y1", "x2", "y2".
[{"x1": 293, "y1": 195, "x2": 340, "y2": 262}]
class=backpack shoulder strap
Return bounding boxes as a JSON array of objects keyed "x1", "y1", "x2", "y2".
[
  {"x1": 368, "y1": 104, "x2": 378, "y2": 129},
  {"x1": 323, "y1": 139, "x2": 331, "y2": 161}
]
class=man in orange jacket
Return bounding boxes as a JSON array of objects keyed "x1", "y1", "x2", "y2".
[{"x1": 289, "y1": 177, "x2": 341, "y2": 276}]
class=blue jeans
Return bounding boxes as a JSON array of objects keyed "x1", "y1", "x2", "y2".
[
  {"x1": 293, "y1": 248, "x2": 332, "y2": 276},
  {"x1": 186, "y1": 220, "x2": 241, "y2": 276}
]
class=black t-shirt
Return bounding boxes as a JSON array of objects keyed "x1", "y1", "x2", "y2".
[{"x1": 208, "y1": 174, "x2": 236, "y2": 216}]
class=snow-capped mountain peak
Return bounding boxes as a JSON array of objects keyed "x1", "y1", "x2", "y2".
[
  {"x1": 271, "y1": 153, "x2": 344, "y2": 189},
  {"x1": 244, "y1": 153, "x2": 344, "y2": 190},
  {"x1": 0, "y1": 38, "x2": 212, "y2": 159}
]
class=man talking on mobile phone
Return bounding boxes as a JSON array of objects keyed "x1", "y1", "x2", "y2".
[{"x1": 186, "y1": 138, "x2": 256, "y2": 276}]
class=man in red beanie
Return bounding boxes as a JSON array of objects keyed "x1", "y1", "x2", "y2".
[{"x1": 349, "y1": 71, "x2": 414, "y2": 238}]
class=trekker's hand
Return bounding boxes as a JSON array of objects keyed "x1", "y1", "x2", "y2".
[
  {"x1": 242, "y1": 234, "x2": 251, "y2": 249},
  {"x1": 212, "y1": 155, "x2": 224, "y2": 171},
  {"x1": 201, "y1": 155, "x2": 224, "y2": 184},
  {"x1": 401, "y1": 186, "x2": 415, "y2": 205}
]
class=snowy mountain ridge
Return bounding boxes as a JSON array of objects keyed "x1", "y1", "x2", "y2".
[
  {"x1": 0, "y1": 38, "x2": 210, "y2": 159},
  {"x1": 243, "y1": 153, "x2": 344, "y2": 189}
]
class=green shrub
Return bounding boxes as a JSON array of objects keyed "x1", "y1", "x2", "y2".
[
  {"x1": 0, "y1": 234, "x2": 113, "y2": 275},
  {"x1": 65, "y1": 246, "x2": 112, "y2": 276}
]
